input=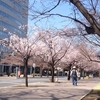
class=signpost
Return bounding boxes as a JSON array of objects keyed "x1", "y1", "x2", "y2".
[{"x1": 33, "y1": 63, "x2": 36, "y2": 77}]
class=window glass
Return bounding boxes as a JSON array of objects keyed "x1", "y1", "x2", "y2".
[
  {"x1": 10, "y1": 0, "x2": 25, "y2": 12},
  {"x1": 0, "y1": 11, "x2": 22, "y2": 26},
  {"x1": 0, "y1": 21, "x2": 23, "y2": 35},
  {"x1": 0, "y1": 1, "x2": 24, "y2": 18},
  {"x1": 0, "y1": 31, "x2": 10, "y2": 37}
]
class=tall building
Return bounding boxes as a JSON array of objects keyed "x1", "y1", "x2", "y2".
[
  {"x1": 0, "y1": 0, "x2": 28, "y2": 75},
  {"x1": 0, "y1": 0, "x2": 28, "y2": 39}
]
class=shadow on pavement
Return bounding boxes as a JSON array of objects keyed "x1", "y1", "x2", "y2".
[{"x1": 0, "y1": 87, "x2": 89, "y2": 100}]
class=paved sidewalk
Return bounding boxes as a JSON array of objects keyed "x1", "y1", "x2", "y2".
[{"x1": 0, "y1": 78, "x2": 100, "y2": 100}]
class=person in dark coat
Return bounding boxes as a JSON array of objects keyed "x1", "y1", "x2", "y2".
[{"x1": 70, "y1": 66, "x2": 78, "y2": 86}]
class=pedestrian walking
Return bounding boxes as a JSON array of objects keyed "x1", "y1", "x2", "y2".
[{"x1": 70, "y1": 66, "x2": 78, "y2": 86}]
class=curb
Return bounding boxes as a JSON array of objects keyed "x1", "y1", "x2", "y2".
[
  {"x1": 78, "y1": 90, "x2": 92, "y2": 100},
  {"x1": 78, "y1": 82, "x2": 100, "y2": 100},
  {"x1": 93, "y1": 83, "x2": 100, "y2": 90}
]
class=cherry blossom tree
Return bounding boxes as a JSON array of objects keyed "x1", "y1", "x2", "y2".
[
  {"x1": 60, "y1": 44, "x2": 80, "y2": 80},
  {"x1": 78, "y1": 43, "x2": 98, "y2": 62},
  {"x1": 76, "y1": 42, "x2": 100, "y2": 76},
  {"x1": 0, "y1": 31, "x2": 42, "y2": 87},
  {"x1": 35, "y1": 29, "x2": 72, "y2": 82},
  {"x1": 0, "y1": 53, "x2": 23, "y2": 66},
  {"x1": 30, "y1": 55, "x2": 49, "y2": 77},
  {"x1": 28, "y1": 0, "x2": 100, "y2": 76}
]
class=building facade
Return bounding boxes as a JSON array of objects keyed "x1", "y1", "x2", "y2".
[
  {"x1": 0, "y1": 0, "x2": 28, "y2": 75},
  {"x1": 0, "y1": 0, "x2": 28, "y2": 39}
]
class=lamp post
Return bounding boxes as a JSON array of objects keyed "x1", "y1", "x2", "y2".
[
  {"x1": 16, "y1": 67, "x2": 18, "y2": 79},
  {"x1": 33, "y1": 63, "x2": 36, "y2": 77},
  {"x1": 57, "y1": 67, "x2": 60, "y2": 77}
]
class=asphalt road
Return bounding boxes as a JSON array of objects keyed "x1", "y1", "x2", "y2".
[{"x1": 0, "y1": 76, "x2": 67, "y2": 88}]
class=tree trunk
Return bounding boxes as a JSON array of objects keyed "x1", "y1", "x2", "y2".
[
  {"x1": 40, "y1": 66, "x2": 43, "y2": 78},
  {"x1": 67, "y1": 70, "x2": 71, "y2": 80},
  {"x1": 67, "y1": 65, "x2": 71, "y2": 80},
  {"x1": 51, "y1": 66, "x2": 54, "y2": 82},
  {"x1": 47, "y1": 69, "x2": 49, "y2": 77},
  {"x1": 99, "y1": 71, "x2": 100, "y2": 78},
  {"x1": 24, "y1": 58, "x2": 28, "y2": 87}
]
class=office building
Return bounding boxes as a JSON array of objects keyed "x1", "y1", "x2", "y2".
[
  {"x1": 0, "y1": 0, "x2": 28, "y2": 75},
  {"x1": 0, "y1": 0, "x2": 28, "y2": 39}
]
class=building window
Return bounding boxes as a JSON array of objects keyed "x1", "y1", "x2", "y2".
[
  {"x1": 0, "y1": 21, "x2": 23, "y2": 35},
  {"x1": 0, "y1": 1, "x2": 24, "y2": 18},
  {"x1": 10, "y1": 0, "x2": 25, "y2": 12},
  {"x1": 0, "y1": 31, "x2": 10, "y2": 38},
  {"x1": 0, "y1": 11, "x2": 23, "y2": 26}
]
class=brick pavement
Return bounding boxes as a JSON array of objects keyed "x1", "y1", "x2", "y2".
[{"x1": 0, "y1": 78, "x2": 100, "y2": 100}]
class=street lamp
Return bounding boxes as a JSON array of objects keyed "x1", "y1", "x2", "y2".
[{"x1": 33, "y1": 63, "x2": 36, "y2": 77}]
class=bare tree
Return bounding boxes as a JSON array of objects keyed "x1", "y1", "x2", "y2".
[{"x1": 29, "y1": 0, "x2": 100, "y2": 36}]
